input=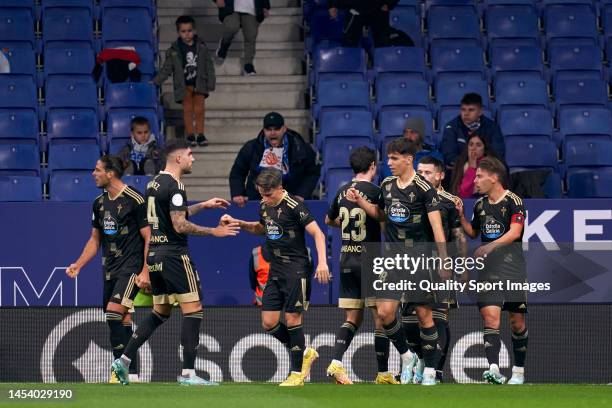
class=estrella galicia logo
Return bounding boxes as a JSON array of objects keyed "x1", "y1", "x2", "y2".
[
  {"x1": 482, "y1": 217, "x2": 505, "y2": 239},
  {"x1": 388, "y1": 202, "x2": 410, "y2": 223},
  {"x1": 103, "y1": 215, "x2": 119, "y2": 235},
  {"x1": 265, "y1": 219, "x2": 283, "y2": 240}
]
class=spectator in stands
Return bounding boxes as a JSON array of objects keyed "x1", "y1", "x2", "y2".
[
  {"x1": 381, "y1": 116, "x2": 443, "y2": 177},
  {"x1": 328, "y1": 0, "x2": 413, "y2": 48},
  {"x1": 449, "y1": 133, "x2": 502, "y2": 198},
  {"x1": 93, "y1": 46, "x2": 142, "y2": 84},
  {"x1": 214, "y1": 0, "x2": 270, "y2": 75},
  {"x1": 441, "y1": 93, "x2": 505, "y2": 169},
  {"x1": 229, "y1": 112, "x2": 320, "y2": 206},
  {"x1": 118, "y1": 117, "x2": 161, "y2": 176},
  {"x1": 153, "y1": 15, "x2": 215, "y2": 147}
]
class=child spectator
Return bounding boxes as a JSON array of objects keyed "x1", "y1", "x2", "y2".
[
  {"x1": 118, "y1": 117, "x2": 161, "y2": 176},
  {"x1": 153, "y1": 15, "x2": 216, "y2": 147}
]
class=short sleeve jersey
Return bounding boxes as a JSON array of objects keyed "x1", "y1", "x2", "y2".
[
  {"x1": 145, "y1": 172, "x2": 189, "y2": 253},
  {"x1": 437, "y1": 189, "x2": 462, "y2": 242},
  {"x1": 92, "y1": 186, "x2": 147, "y2": 279}
]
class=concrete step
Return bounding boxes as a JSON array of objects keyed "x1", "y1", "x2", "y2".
[
  {"x1": 157, "y1": 0, "x2": 299, "y2": 8},
  {"x1": 159, "y1": 22, "x2": 302, "y2": 43},
  {"x1": 162, "y1": 77, "x2": 305, "y2": 93},
  {"x1": 167, "y1": 108, "x2": 310, "y2": 119},
  {"x1": 184, "y1": 185, "x2": 231, "y2": 201},
  {"x1": 206, "y1": 125, "x2": 309, "y2": 144},
  {"x1": 158, "y1": 7, "x2": 302, "y2": 17},
  {"x1": 157, "y1": 54, "x2": 303, "y2": 76},
  {"x1": 159, "y1": 14, "x2": 302, "y2": 26},
  {"x1": 162, "y1": 88, "x2": 306, "y2": 111}
]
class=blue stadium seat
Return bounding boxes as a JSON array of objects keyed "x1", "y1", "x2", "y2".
[
  {"x1": 557, "y1": 107, "x2": 612, "y2": 141},
  {"x1": 0, "y1": 175, "x2": 42, "y2": 201},
  {"x1": 49, "y1": 170, "x2": 99, "y2": 201},
  {"x1": 109, "y1": 137, "x2": 129, "y2": 154},
  {"x1": 0, "y1": 110, "x2": 38, "y2": 141},
  {"x1": 306, "y1": 7, "x2": 344, "y2": 52},
  {"x1": 379, "y1": 108, "x2": 434, "y2": 140},
  {"x1": 47, "y1": 109, "x2": 99, "y2": 142},
  {"x1": 312, "y1": 47, "x2": 367, "y2": 89},
  {"x1": 102, "y1": 8, "x2": 154, "y2": 46},
  {"x1": 42, "y1": 8, "x2": 94, "y2": 49},
  {"x1": 0, "y1": 9, "x2": 35, "y2": 49},
  {"x1": 317, "y1": 110, "x2": 373, "y2": 150},
  {"x1": 43, "y1": 47, "x2": 95, "y2": 79},
  {"x1": 371, "y1": 47, "x2": 426, "y2": 81},
  {"x1": 102, "y1": 42, "x2": 156, "y2": 79},
  {"x1": 1, "y1": 47, "x2": 36, "y2": 77},
  {"x1": 325, "y1": 168, "x2": 354, "y2": 200},
  {"x1": 494, "y1": 75, "x2": 549, "y2": 111},
  {"x1": 389, "y1": 7, "x2": 422, "y2": 47},
  {"x1": 122, "y1": 175, "x2": 151, "y2": 194},
  {"x1": 106, "y1": 109, "x2": 160, "y2": 152},
  {"x1": 435, "y1": 74, "x2": 488, "y2": 110},
  {"x1": 499, "y1": 107, "x2": 553, "y2": 138},
  {"x1": 505, "y1": 137, "x2": 558, "y2": 169},
  {"x1": 565, "y1": 139, "x2": 612, "y2": 168},
  {"x1": 105, "y1": 82, "x2": 157, "y2": 111},
  {"x1": 312, "y1": 79, "x2": 370, "y2": 121},
  {"x1": 48, "y1": 140, "x2": 99, "y2": 172},
  {"x1": 554, "y1": 78, "x2": 608, "y2": 109},
  {"x1": 323, "y1": 140, "x2": 376, "y2": 171},
  {"x1": 41, "y1": 0, "x2": 94, "y2": 16},
  {"x1": 0, "y1": 0, "x2": 36, "y2": 17},
  {"x1": 0, "y1": 140, "x2": 39, "y2": 175},
  {"x1": 45, "y1": 76, "x2": 98, "y2": 114},
  {"x1": 100, "y1": 0, "x2": 156, "y2": 20},
  {"x1": 485, "y1": 5, "x2": 539, "y2": 44},
  {"x1": 375, "y1": 76, "x2": 429, "y2": 116},
  {"x1": 427, "y1": 6, "x2": 480, "y2": 43},
  {"x1": 0, "y1": 76, "x2": 37, "y2": 110},
  {"x1": 567, "y1": 167, "x2": 612, "y2": 198},
  {"x1": 430, "y1": 42, "x2": 485, "y2": 78},
  {"x1": 489, "y1": 44, "x2": 544, "y2": 78},
  {"x1": 603, "y1": 4, "x2": 612, "y2": 41},
  {"x1": 548, "y1": 43, "x2": 603, "y2": 83},
  {"x1": 544, "y1": 5, "x2": 598, "y2": 42}
]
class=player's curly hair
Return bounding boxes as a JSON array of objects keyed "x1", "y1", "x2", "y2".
[{"x1": 99, "y1": 155, "x2": 126, "y2": 178}]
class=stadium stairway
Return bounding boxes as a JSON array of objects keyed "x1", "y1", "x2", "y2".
[{"x1": 158, "y1": 0, "x2": 310, "y2": 200}]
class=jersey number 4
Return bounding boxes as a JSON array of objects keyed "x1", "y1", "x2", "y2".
[
  {"x1": 147, "y1": 197, "x2": 159, "y2": 229},
  {"x1": 340, "y1": 207, "x2": 367, "y2": 242}
]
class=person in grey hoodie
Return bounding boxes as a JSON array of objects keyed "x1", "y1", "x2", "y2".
[
  {"x1": 153, "y1": 15, "x2": 216, "y2": 147},
  {"x1": 118, "y1": 117, "x2": 161, "y2": 176}
]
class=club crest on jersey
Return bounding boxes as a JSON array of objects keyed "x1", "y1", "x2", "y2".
[
  {"x1": 388, "y1": 202, "x2": 410, "y2": 223},
  {"x1": 265, "y1": 218, "x2": 283, "y2": 240},
  {"x1": 103, "y1": 215, "x2": 119, "y2": 235},
  {"x1": 482, "y1": 216, "x2": 505, "y2": 239}
]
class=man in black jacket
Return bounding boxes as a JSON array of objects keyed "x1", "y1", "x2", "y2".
[
  {"x1": 441, "y1": 93, "x2": 506, "y2": 168},
  {"x1": 229, "y1": 112, "x2": 320, "y2": 206},
  {"x1": 214, "y1": 0, "x2": 270, "y2": 75}
]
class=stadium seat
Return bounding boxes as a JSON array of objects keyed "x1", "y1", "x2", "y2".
[
  {"x1": 324, "y1": 168, "x2": 354, "y2": 200},
  {"x1": 603, "y1": 4, "x2": 612, "y2": 41},
  {"x1": 0, "y1": 110, "x2": 38, "y2": 142},
  {"x1": 47, "y1": 109, "x2": 99, "y2": 142},
  {"x1": 0, "y1": 0, "x2": 36, "y2": 17},
  {"x1": 312, "y1": 79, "x2": 370, "y2": 121},
  {"x1": 485, "y1": 5, "x2": 540, "y2": 44},
  {"x1": 49, "y1": 170, "x2": 99, "y2": 201},
  {"x1": 544, "y1": 5, "x2": 598, "y2": 42},
  {"x1": 489, "y1": 44, "x2": 544, "y2": 78},
  {"x1": 317, "y1": 110, "x2": 373, "y2": 150},
  {"x1": 100, "y1": 0, "x2": 156, "y2": 21},
  {"x1": 427, "y1": 6, "x2": 480, "y2": 43},
  {"x1": 375, "y1": 76, "x2": 429, "y2": 116},
  {"x1": 102, "y1": 8, "x2": 154, "y2": 46},
  {"x1": 494, "y1": 75, "x2": 549, "y2": 111},
  {"x1": 41, "y1": 0, "x2": 94, "y2": 17},
  {"x1": 554, "y1": 78, "x2": 608, "y2": 109},
  {"x1": 323, "y1": 140, "x2": 376, "y2": 171},
  {"x1": 370, "y1": 47, "x2": 427, "y2": 81},
  {"x1": 565, "y1": 139, "x2": 612, "y2": 167},
  {"x1": 557, "y1": 107, "x2": 612, "y2": 142},
  {"x1": 0, "y1": 9, "x2": 36, "y2": 49},
  {"x1": 43, "y1": 47, "x2": 96, "y2": 79},
  {"x1": 499, "y1": 107, "x2": 554, "y2": 139},
  {"x1": 389, "y1": 7, "x2": 422, "y2": 48},
  {"x1": 548, "y1": 43, "x2": 603, "y2": 83},
  {"x1": 430, "y1": 42, "x2": 485, "y2": 78},
  {"x1": 505, "y1": 137, "x2": 558, "y2": 169},
  {"x1": 0, "y1": 140, "x2": 39, "y2": 175},
  {"x1": 0, "y1": 175, "x2": 42, "y2": 201},
  {"x1": 567, "y1": 167, "x2": 612, "y2": 198},
  {"x1": 123, "y1": 175, "x2": 152, "y2": 194},
  {"x1": 47, "y1": 140, "x2": 100, "y2": 172},
  {"x1": 106, "y1": 109, "x2": 160, "y2": 151},
  {"x1": 306, "y1": 7, "x2": 344, "y2": 52},
  {"x1": 105, "y1": 82, "x2": 157, "y2": 112},
  {"x1": 435, "y1": 74, "x2": 488, "y2": 110},
  {"x1": 0, "y1": 76, "x2": 37, "y2": 110},
  {"x1": 42, "y1": 8, "x2": 94, "y2": 49},
  {"x1": 378, "y1": 108, "x2": 434, "y2": 140},
  {"x1": 438, "y1": 108, "x2": 494, "y2": 135},
  {"x1": 312, "y1": 47, "x2": 367, "y2": 89},
  {"x1": 102, "y1": 42, "x2": 156, "y2": 79},
  {"x1": 0, "y1": 47, "x2": 36, "y2": 77},
  {"x1": 45, "y1": 76, "x2": 98, "y2": 115}
]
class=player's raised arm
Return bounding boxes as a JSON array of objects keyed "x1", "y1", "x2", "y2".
[
  {"x1": 188, "y1": 197, "x2": 231, "y2": 216},
  {"x1": 305, "y1": 221, "x2": 330, "y2": 284},
  {"x1": 220, "y1": 214, "x2": 265, "y2": 235},
  {"x1": 324, "y1": 215, "x2": 341, "y2": 228},
  {"x1": 346, "y1": 187, "x2": 385, "y2": 221},
  {"x1": 66, "y1": 228, "x2": 101, "y2": 278},
  {"x1": 170, "y1": 210, "x2": 240, "y2": 237},
  {"x1": 457, "y1": 199, "x2": 479, "y2": 239},
  {"x1": 136, "y1": 226, "x2": 152, "y2": 291}
]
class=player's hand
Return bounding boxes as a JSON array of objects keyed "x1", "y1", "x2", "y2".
[
  {"x1": 474, "y1": 243, "x2": 494, "y2": 259},
  {"x1": 232, "y1": 195, "x2": 248, "y2": 208},
  {"x1": 202, "y1": 197, "x2": 231, "y2": 210},
  {"x1": 211, "y1": 222, "x2": 240, "y2": 237},
  {"x1": 438, "y1": 266, "x2": 453, "y2": 281},
  {"x1": 381, "y1": 4, "x2": 389, "y2": 11},
  {"x1": 136, "y1": 268, "x2": 152, "y2": 293},
  {"x1": 216, "y1": 0, "x2": 226, "y2": 8},
  {"x1": 455, "y1": 197, "x2": 464, "y2": 218},
  {"x1": 220, "y1": 214, "x2": 239, "y2": 226},
  {"x1": 294, "y1": 195, "x2": 304, "y2": 202},
  {"x1": 345, "y1": 187, "x2": 360, "y2": 203},
  {"x1": 329, "y1": 7, "x2": 338, "y2": 19},
  {"x1": 315, "y1": 263, "x2": 331, "y2": 284},
  {"x1": 66, "y1": 263, "x2": 80, "y2": 279}
]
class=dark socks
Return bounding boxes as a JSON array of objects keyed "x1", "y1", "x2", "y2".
[
  {"x1": 181, "y1": 311, "x2": 203, "y2": 370},
  {"x1": 512, "y1": 328, "x2": 528, "y2": 367},
  {"x1": 287, "y1": 324, "x2": 306, "y2": 373},
  {"x1": 401, "y1": 314, "x2": 423, "y2": 358},
  {"x1": 105, "y1": 312, "x2": 125, "y2": 360},
  {"x1": 122, "y1": 310, "x2": 169, "y2": 362},
  {"x1": 374, "y1": 329, "x2": 390, "y2": 372},
  {"x1": 383, "y1": 318, "x2": 409, "y2": 355},
  {"x1": 420, "y1": 325, "x2": 441, "y2": 369},
  {"x1": 265, "y1": 322, "x2": 290, "y2": 346},
  {"x1": 483, "y1": 327, "x2": 501, "y2": 366},
  {"x1": 123, "y1": 322, "x2": 138, "y2": 374},
  {"x1": 333, "y1": 321, "x2": 358, "y2": 361},
  {"x1": 433, "y1": 314, "x2": 449, "y2": 371}
]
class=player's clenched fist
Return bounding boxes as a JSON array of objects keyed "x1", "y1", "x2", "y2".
[
  {"x1": 212, "y1": 221, "x2": 240, "y2": 237},
  {"x1": 66, "y1": 263, "x2": 80, "y2": 278},
  {"x1": 345, "y1": 187, "x2": 360, "y2": 203},
  {"x1": 315, "y1": 262, "x2": 331, "y2": 284},
  {"x1": 220, "y1": 214, "x2": 238, "y2": 226}
]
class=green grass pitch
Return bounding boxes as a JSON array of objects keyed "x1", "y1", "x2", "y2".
[{"x1": 1, "y1": 383, "x2": 612, "y2": 408}]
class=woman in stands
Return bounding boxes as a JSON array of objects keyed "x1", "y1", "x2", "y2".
[{"x1": 449, "y1": 133, "x2": 502, "y2": 198}]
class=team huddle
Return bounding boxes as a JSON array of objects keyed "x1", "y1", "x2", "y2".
[{"x1": 67, "y1": 137, "x2": 528, "y2": 386}]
